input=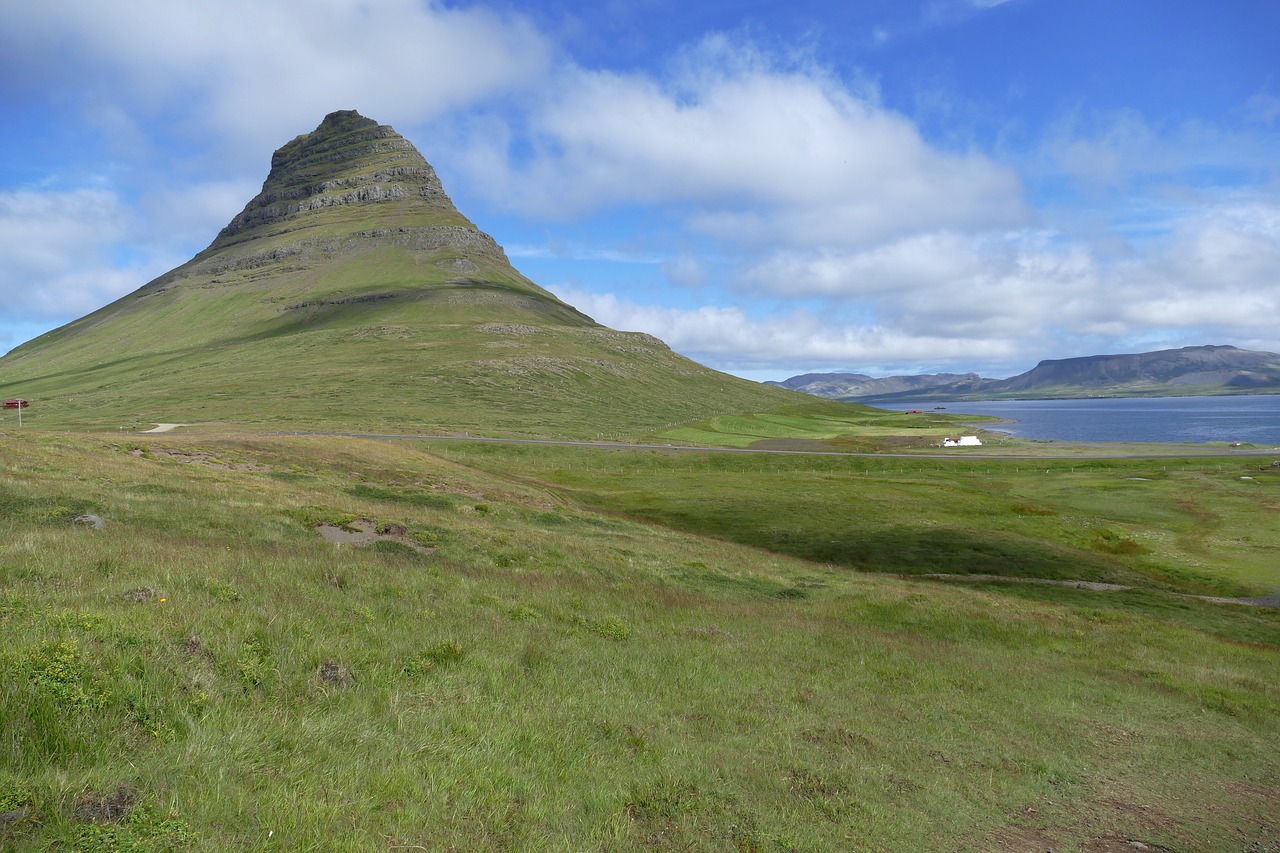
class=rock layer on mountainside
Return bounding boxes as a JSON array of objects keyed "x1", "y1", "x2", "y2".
[{"x1": 214, "y1": 111, "x2": 470, "y2": 244}]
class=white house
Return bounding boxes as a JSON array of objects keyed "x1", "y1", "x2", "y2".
[{"x1": 941, "y1": 436, "x2": 982, "y2": 447}]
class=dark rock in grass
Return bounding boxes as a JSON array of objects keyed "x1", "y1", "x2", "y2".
[
  {"x1": 73, "y1": 514, "x2": 105, "y2": 529},
  {"x1": 184, "y1": 634, "x2": 214, "y2": 660},
  {"x1": 0, "y1": 806, "x2": 29, "y2": 827},
  {"x1": 73, "y1": 783, "x2": 136, "y2": 823},
  {"x1": 318, "y1": 661, "x2": 353, "y2": 687}
]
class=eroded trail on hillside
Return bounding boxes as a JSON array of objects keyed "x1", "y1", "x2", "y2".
[{"x1": 917, "y1": 573, "x2": 1280, "y2": 607}]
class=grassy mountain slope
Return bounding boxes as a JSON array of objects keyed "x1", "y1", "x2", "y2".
[{"x1": 0, "y1": 111, "x2": 797, "y2": 437}]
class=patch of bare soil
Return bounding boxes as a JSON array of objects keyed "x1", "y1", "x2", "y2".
[
  {"x1": 748, "y1": 437, "x2": 840, "y2": 452},
  {"x1": 920, "y1": 573, "x2": 1131, "y2": 591},
  {"x1": 985, "y1": 779, "x2": 1230, "y2": 853},
  {"x1": 73, "y1": 783, "x2": 137, "y2": 824},
  {"x1": 1228, "y1": 781, "x2": 1280, "y2": 852},
  {"x1": 313, "y1": 518, "x2": 430, "y2": 552},
  {"x1": 989, "y1": 825, "x2": 1063, "y2": 852},
  {"x1": 989, "y1": 819, "x2": 1175, "y2": 851},
  {"x1": 1082, "y1": 839, "x2": 1173, "y2": 852}
]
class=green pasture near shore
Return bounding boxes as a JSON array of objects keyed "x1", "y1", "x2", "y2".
[
  {"x1": 658, "y1": 404, "x2": 1004, "y2": 449},
  {"x1": 1, "y1": 429, "x2": 1277, "y2": 851},
  {"x1": 438, "y1": 441, "x2": 1280, "y2": 597}
]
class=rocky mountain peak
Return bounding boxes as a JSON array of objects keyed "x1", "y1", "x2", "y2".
[
  {"x1": 316, "y1": 108, "x2": 378, "y2": 133},
  {"x1": 213, "y1": 109, "x2": 466, "y2": 247}
]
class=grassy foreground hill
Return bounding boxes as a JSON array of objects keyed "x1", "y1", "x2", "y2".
[
  {"x1": 1, "y1": 427, "x2": 1278, "y2": 850},
  {"x1": 0, "y1": 111, "x2": 796, "y2": 438}
]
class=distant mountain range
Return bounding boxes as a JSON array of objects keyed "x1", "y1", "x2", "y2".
[
  {"x1": 768, "y1": 372, "x2": 983, "y2": 398},
  {"x1": 769, "y1": 345, "x2": 1280, "y2": 402}
]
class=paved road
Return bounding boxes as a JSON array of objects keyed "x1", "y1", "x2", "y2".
[{"x1": 285, "y1": 430, "x2": 1280, "y2": 461}]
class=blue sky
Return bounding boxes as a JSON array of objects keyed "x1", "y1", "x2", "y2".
[{"x1": 1, "y1": 0, "x2": 1277, "y2": 381}]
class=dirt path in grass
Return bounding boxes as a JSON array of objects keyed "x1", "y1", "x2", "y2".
[
  {"x1": 918, "y1": 573, "x2": 1280, "y2": 607},
  {"x1": 921, "y1": 573, "x2": 1130, "y2": 591},
  {"x1": 142, "y1": 423, "x2": 183, "y2": 433}
]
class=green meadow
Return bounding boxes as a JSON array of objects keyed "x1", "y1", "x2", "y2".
[
  {"x1": 2, "y1": 426, "x2": 1278, "y2": 851},
  {"x1": 657, "y1": 405, "x2": 990, "y2": 449}
]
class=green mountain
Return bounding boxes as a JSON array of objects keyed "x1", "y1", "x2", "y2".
[{"x1": 0, "y1": 110, "x2": 796, "y2": 436}]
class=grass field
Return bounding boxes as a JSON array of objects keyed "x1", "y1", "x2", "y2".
[
  {"x1": 436, "y1": 441, "x2": 1280, "y2": 594},
  {"x1": 2, "y1": 427, "x2": 1277, "y2": 851}
]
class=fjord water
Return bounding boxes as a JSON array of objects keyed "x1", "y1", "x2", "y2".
[{"x1": 909, "y1": 395, "x2": 1280, "y2": 444}]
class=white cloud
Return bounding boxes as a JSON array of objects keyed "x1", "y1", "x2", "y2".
[
  {"x1": 735, "y1": 230, "x2": 1100, "y2": 343},
  {"x1": 922, "y1": 0, "x2": 1020, "y2": 27},
  {"x1": 551, "y1": 286, "x2": 1019, "y2": 371},
  {"x1": 1041, "y1": 109, "x2": 1276, "y2": 194},
  {"x1": 0, "y1": 188, "x2": 164, "y2": 321},
  {"x1": 137, "y1": 179, "x2": 261, "y2": 251},
  {"x1": 454, "y1": 36, "x2": 1026, "y2": 244},
  {"x1": 1100, "y1": 200, "x2": 1280, "y2": 332},
  {"x1": 551, "y1": 190, "x2": 1280, "y2": 375},
  {"x1": 1045, "y1": 111, "x2": 1162, "y2": 188},
  {"x1": 740, "y1": 232, "x2": 991, "y2": 297},
  {"x1": 505, "y1": 242, "x2": 664, "y2": 265},
  {"x1": 1246, "y1": 92, "x2": 1280, "y2": 125},
  {"x1": 0, "y1": 176, "x2": 258, "y2": 347},
  {"x1": 661, "y1": 253, "x2": 708, "y2": 287},
  {"x1": 0, "y1": 0, "x2": 552, "y2": 163},
  {"x1": 1159, "y1": 201, "x2": 1280, "y2": 288},
  {"x1": 735, "y1": 229, "x2": 1102, "y2": 338}
]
